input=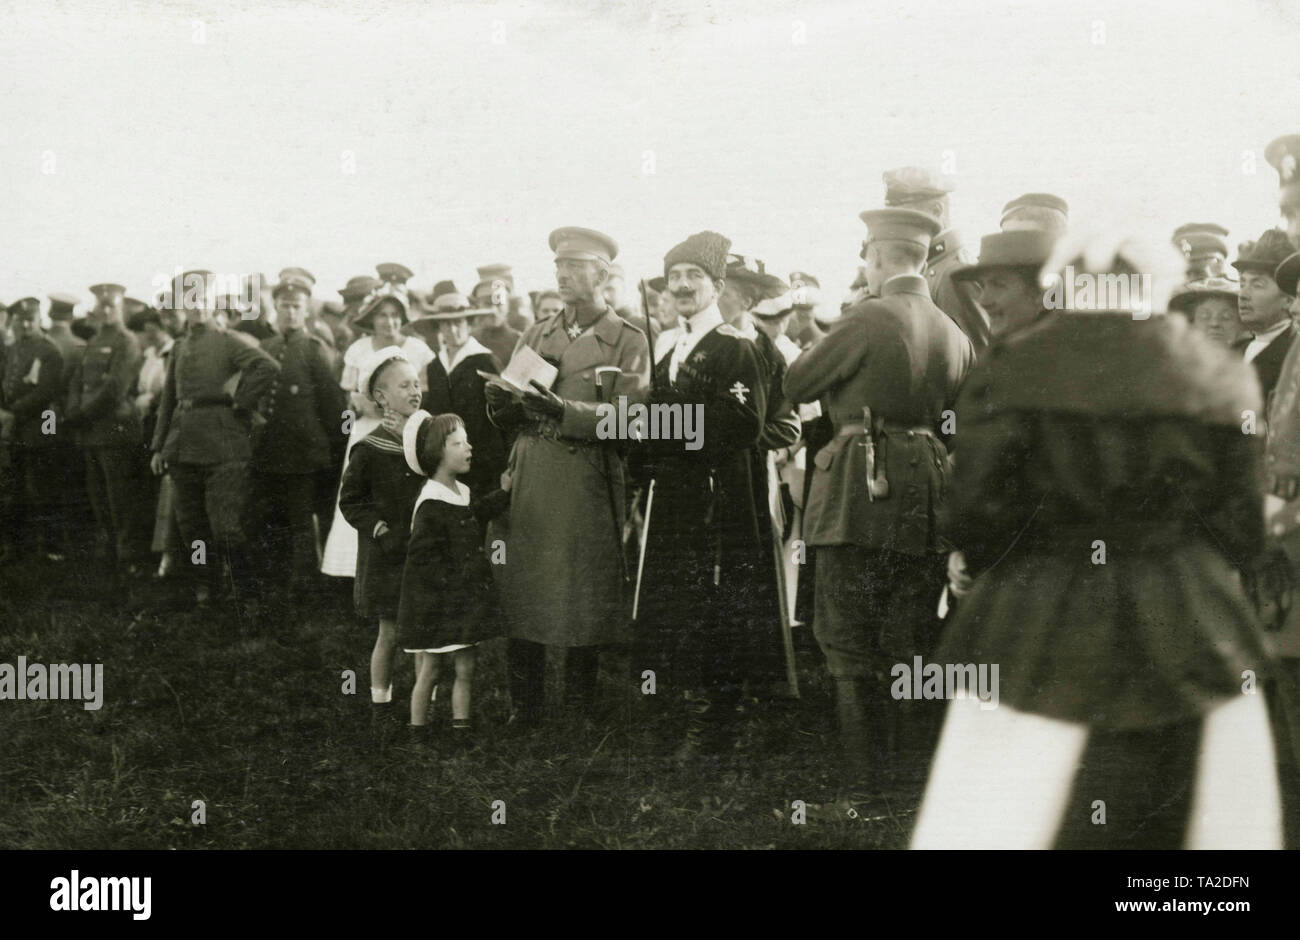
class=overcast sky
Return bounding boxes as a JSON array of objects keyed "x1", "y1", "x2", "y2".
[{"x1": 2, "y1": 0, "x2": 1298, "y2": 314}]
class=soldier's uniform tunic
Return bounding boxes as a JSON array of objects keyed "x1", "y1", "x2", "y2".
[
  {"x1": 66, "y1": 322, "x2": 143, "y2": 568},
  {"x1": 250, "y1": 325, "x2": 347, "y2": 599},
  {"x1": 785, "y1": 273, "x2": 973, "y2": 783},
  {"x1": 152, "y1": 322, "x2": 279, "y2": 596},
  {"x1": 0, "y1": 332, "x2": 63, "y2": 556}
]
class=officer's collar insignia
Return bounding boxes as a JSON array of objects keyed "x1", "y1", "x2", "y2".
[
  {"x1": 565, "y1": 321, "x2": 583, "y2": 339},
  {"x1": 729, "y1": 381, "x2": 749, "y2": 404}
]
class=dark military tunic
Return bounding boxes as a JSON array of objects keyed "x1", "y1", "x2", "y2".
[
  {"x1": 927, "y1": 229, "x2": 990, "y2": 353},
  {"x1": 253, "y1": 327, "x2": 346, "y2": 474},
  {"x1": 153, "y1": 323, "x2": 279, "y2": 465},
  {"x1": 1, "y1": 334, "x2": 62, "y2": 445},
  {"x1": 0, "y1": 334, "x2": 63, "y2": 554}
]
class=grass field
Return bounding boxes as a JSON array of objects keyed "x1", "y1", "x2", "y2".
[{"x1": 0, "y1": 558, "x2": 927, "y2": 849}]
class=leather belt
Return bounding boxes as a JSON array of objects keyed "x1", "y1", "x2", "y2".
[{"x1": 176, "y1": 394, "x2": 233, "y2": 413}]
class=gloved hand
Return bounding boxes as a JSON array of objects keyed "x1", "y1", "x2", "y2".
[{"x1": 521, "y1": 380, "x2": 564, "y2": 421}]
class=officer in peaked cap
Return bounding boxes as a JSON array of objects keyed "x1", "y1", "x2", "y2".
[
  {"x1": 470, "y1": 260, "x2": 525, "y2": 368},
  {"x1": 246, "y1": 265, "x2": 347, "y2": 614},
  {"x1": 490, "y1": 223, "x2": 648, "y2": 729},
  {"x1": 1172, "y1": 223, "x2": 1232, "y2": 280},
  {"x1": 1266, "y1": 134, "x2": 1300, "y2": 249},
  {"x1": 376, "y1": 263, "x2": 414, "y2": 286},
  {"x1": 1000, "y1": 193, "x2": 1070, "y2": 235},
  {"x1": 65, "y1": 281, "x2": 145, "y2": 581},
  {"x1": 882, "y1": 166, "x2": 989, "y2": 352},
  {"x1": 151, "y1": 268, "x2": 280, "y2": 610},
  {"x1": 0, "y1": 291, "x2": 64, "y2": 563},
  {"x1": 43, "y1": 292, "x2": 91, "y2": 559},
  {"x1": 785, "y1": 203, "x2": 975, "y2": 819}
]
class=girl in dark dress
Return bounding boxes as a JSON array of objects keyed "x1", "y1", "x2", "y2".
[
  {"x1": 337, "y1": 347, "x2": 424, "y2": 720},
  {"x1": 397, "y1": 411, "x2": 510, "y2": 740}
]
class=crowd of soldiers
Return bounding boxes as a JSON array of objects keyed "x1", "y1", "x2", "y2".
[{"x1": 6, "y1": 131, "x2": 1300, "y2": 848}]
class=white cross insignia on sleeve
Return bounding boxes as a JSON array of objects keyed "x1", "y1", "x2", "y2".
[{"x1": 729, "y1": 381, "x2": 749, "y2": 404}]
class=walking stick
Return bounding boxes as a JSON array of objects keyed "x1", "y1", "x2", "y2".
[
  {"x1": 632, "y1": 479, "x2": 654, "y2": 620},
  {"x1": 595, "y1": 366, "x2": 628, "y2": 584}
]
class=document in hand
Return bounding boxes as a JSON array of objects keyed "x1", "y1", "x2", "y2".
[{"x1": 477, "y1": 344, "x2": 559, "y2": 398}]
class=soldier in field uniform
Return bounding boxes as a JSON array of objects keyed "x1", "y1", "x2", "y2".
[
  {"x1": 882, "y1": 166, "x2": 989, "y2": 353},
  {"x1": 44, "y1": 292, "x2": 90, "y2": 561},
  {"x1": 151, "y1": 270, "x2": 280, "y2": 610},
  {"x1": 249, "y1": 268, "x2": 347, "y2": 612},
  {"x1": 633, "y1": 230, "x2": 773, "y2": 763},
  {"x1": 786, "y1": 207, "x2": 974, "y2": 817},
  {"x1": 0, "y1": 298, "x2": 63, "y2": 563},
  {"x1": 65, "y1": 284, "x2": 145, "y2": 581}
]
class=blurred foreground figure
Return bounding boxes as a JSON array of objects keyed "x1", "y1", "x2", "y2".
[{"x1": 913, "y1": 235, "x2": 1280, "y2": 849}]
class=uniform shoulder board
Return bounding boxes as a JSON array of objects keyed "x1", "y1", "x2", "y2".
[{"x1": 715, "y1": 323, "x2": 746, "y2": 339}]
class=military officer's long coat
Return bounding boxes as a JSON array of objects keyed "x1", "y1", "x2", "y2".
[{"x1": 489, "y1": 305, "x2": 650, "y2": 647}]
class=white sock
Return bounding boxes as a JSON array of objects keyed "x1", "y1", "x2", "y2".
[{"x1": 371, "y1": 686, "x2": 392, "y2": 704}]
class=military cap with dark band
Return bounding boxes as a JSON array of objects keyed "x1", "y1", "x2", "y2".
[
  {"x1": 273, "y1": 266, "x2": 316, "y2": 299},
  {"x1": 47, "y1": 292, "x2": 79, "y2": 321},
  {"x1": 882, "y1": 166, "x2": 954, "y2": 206},
  {"x1": 89, "y1": 283, "x2": 127, "y2": 301},
  {"x1": 1232, "y1": 229, "x2": 1295, "y2": 277},
  {"x1": 376, "y1": 263, "x2": 414, "y2": 285},
  {"x1": 858, "y1": 207, "x2": 942, "y2": 247},
  {"x1": 1172, "y1": 223, "x2": 1231, "y2": 279},
  {"x1": 7, "y1": 297, "x2": 41, "y2": 317},
  {"x1": 550, "y1": 227, "x2": 619, "y2": 264},
  {"x1": 1001, "y1": 193, "x2": 1070, "y2": 230},
  {"x1": 340, "y1": 275, "x2": 380, "y2": 300}
]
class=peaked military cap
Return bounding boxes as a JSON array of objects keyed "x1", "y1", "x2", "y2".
[
  {"x1": 376, "y1": 263, "x2": 414, "y2": 285},
  {"x1": 341, "y1": 275, "x2": 380, "y2": 300},
  {"x1": 550, "y1": 227, "x2": 618, "y2": 264},
  {"x1": 883, "y1": 166, "x2": 954, "y2": 206},
  {"x1": 858, "y1": 207, "x2": 942, "y2": 247},
  {"x1": 47, "y1": 292, "x2": 79, "y2": 321},
  {"x1": 273, "y1": 267, "x2": 316, "y2": 299}
]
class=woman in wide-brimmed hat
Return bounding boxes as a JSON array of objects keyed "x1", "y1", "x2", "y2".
[
  {"x1": 914, "y1": 233, "x2": 1280, "y2": 849},
  {"x1": 407, "y1": 283, "x2": 509, "y2": 497},
  {"x1": 1167, "y1": 276, "x2": 1242, "y2": 347},
  {"x1": 320, "y1": 281, "x2": 435, "y2": 579}
]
